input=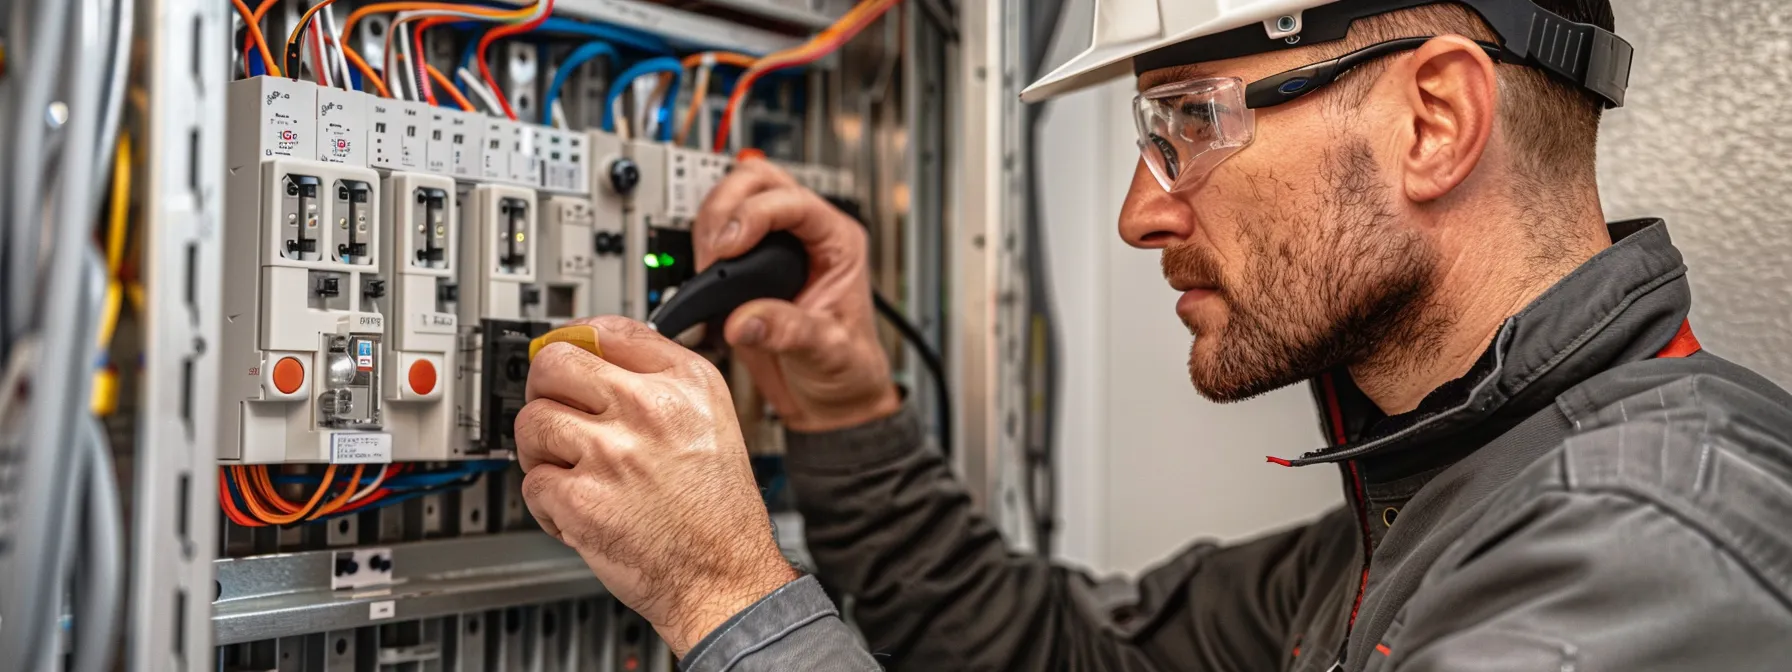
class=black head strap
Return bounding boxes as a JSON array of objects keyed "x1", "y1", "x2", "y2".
[{"x1": 1132, "y1": 0, "x2": 1633, "y2": 108}]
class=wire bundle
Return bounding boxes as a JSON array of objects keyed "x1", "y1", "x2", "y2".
[
  {"x1": 219, "y1": 461, "x2": 510, "y2": 527},
  {"x1": 713, "y1": 0, "x2": 902, "y2": 152}
]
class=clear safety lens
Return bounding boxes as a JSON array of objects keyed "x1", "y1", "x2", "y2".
[{"x1": 1133, "y1": 77, "x2": 1256, "y2": 193}]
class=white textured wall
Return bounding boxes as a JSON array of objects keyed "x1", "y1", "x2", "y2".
[{"x1": 1598, "y1": 1, "x2": 1792, "y2": 389}]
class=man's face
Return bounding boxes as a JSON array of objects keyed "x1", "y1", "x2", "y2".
[{"x1": 1123, "y1": 53, "x2": 1444, "y2": 402}]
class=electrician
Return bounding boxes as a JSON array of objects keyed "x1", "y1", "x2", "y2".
[{"x1": 514, "y1": 0, "x2": 1792, "y2": 670}]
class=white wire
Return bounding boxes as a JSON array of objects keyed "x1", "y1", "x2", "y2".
[
  {"x1": 395, "y1": 22, "x2": 420, "y2": 100},
  {"x1": 458, "y1": 68, "x2": 505, "y2": 116},
  {"x1": 348, "y1": 464, "x2": 388, "y2": 502},
  {"x1": 321, "y1": 5, "x2": 354, "y2": 90}
]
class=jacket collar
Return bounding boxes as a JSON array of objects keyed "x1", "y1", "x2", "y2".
[{"x1": 1287, "y1": 219, "x2": 1692, "y2": 468}]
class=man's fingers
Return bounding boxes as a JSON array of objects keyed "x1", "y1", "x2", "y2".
[
  {"x1": 712, "y1": 188, "x2": 855, "y2": 266},
  {"x1": 694, "y1": 159, "x2": 798, "y2": 269},
  {"x1": 560, "y1": 315, "x2": 690, "y2": 375},
  {"x1": 519, "y1": 464, "x2": 574, "y2": 544},
  {"x1": 526, "y1": 342, "x2": 621, "y2": 415},
  {"x1": 724, "y1": 299, "x2": 823, "y2": 354},
  {"x1": 514, "y1": 398, "x2": 596, "y2": 473}
]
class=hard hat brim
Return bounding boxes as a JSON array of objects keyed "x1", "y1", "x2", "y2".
[{"x1": 1020, "y1": 37, "x2": 1164, "y2": 103}]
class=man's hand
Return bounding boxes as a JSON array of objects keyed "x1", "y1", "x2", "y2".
[
  {"x1": 516, "y1": 316, "x2": 797, "y2": 657},
  {"x1": 693, "y1": 158, "x2": 901, "y2": 432}
]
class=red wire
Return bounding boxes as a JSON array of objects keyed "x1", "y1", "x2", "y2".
[
  {"x1": 310, "y1": 19, "x2": 331, "y2": 86},
  {"x1": 474, "y1": 0, "x2": 554, "y2": 120},
  {"x1": 413, "y1": 17, "x2": 456, "y2": 106}
]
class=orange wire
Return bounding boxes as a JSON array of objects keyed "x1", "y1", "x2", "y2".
[
  {"x1": 219, "y1": 469, "x2": 266, "y2": 527},
  {"x1": 308, "y1": 464, "x2": 367, "y2": 518},
  {"x1": 344, "y1": 47, "x2": 393, "y2": 97},
  {"x1": 337, "y1": 3, "x2": 539, "y2": 102},
  {"x1": 238, "y1": 464, "x2": 339, "y2": 525},
  {"x1": 239, "y1": 0, "x2": 282, "y2": 78},
  {"x1": 681, "y1": 52, "x2": 757, "y2": 69},
  {"x1": 250, "y1": 466, "x2": 299, "y2": 514},
  {"x1": 677, "y1": 52, "x2": 756, "y2": 147},
  {"x1": 232, "y1": 0, "x2": 283, "y2": 78},
  {"x1": 427, "y1": 64, "x2": 476, "y2": 111},
  {"x1": 716, "y1": 0, "x2": 897, "y2": 151},
  {"x1": 474, "y1": 0, "x2": 556, "y2": 121}
]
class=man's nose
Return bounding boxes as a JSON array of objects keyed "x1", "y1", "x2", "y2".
[{"x1": 1117, "y1": 159, "x2": 1194, "y2": 249}]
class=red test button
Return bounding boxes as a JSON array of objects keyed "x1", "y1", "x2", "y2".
[
  {"x1": 272, "y1": 357, "x2": 305, "y2": 395},
  {"x1": 409, "y1": 359, "x2": 438, "y2": 396}
]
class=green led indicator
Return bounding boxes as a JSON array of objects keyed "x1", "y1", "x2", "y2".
[
  {"x1": 657, "y1": 253, "x2": 676, "y2": 267},
  {"x1": 643, "y1": 253, "x2": 660, "y2": 269}
]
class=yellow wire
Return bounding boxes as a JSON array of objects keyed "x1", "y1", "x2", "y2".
[{"x1": 93, "y1": 134, "x2": 132, "y2": 416}]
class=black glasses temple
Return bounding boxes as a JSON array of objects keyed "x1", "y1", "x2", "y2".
[{"x1": 1244, "y1": 37, "x2": 1504, "y2": 109}]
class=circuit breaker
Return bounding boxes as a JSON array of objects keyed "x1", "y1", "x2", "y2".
[
  {"x1": 458, "y1": 184, "x2": 549, "y2": 455},
  {"x1": 379, "y1": 172, "x2": 461, "y2": 461},
  {"x1": 222, "y1": 81, "x2": 388, "y2": 465}
]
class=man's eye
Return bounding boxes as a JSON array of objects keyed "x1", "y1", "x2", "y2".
[
  {"x1": 1179, "y1": 101, "x2": 1216, "y2": 125},
  {"x1": 1149, "y1": 134, "x2": 1180, "y2": 180}
]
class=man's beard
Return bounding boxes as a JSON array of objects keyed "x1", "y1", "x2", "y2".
[{"x1": 1165, "y1": 141, "x2": 1448, "y2": 402}]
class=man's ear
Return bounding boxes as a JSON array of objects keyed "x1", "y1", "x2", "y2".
[{"x1": 1396, "y1": 35, "x2": 1499, "y2": 203}]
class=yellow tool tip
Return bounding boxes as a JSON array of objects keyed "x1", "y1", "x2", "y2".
[{"x1": 529, "y1": 325, "x2": 604, "y2": 361}]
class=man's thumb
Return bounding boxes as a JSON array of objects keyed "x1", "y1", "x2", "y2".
[{"x1": 724, "y1": 299, "x2": 823, "y2": 353}]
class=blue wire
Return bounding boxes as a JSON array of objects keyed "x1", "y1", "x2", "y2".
[
  {"x1": 602, "y1": 57, "x2": 684, "y2": 140},
  {"x1": 542, "y1": 41, "x2": 620, "y2": 125},
  {"x1": 534, "y1": 17, "x2": 672, "y2": 54}
]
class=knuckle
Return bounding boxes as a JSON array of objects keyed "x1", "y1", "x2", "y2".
[{"x1": 520, "y1": 469, "x2": 555, "y2": 502}]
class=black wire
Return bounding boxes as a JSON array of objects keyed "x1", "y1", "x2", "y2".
[{"x1": 872, "y1": 289, "x2": 952, "y2": 459}]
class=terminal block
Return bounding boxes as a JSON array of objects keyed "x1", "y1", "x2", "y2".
[
  {"x1": 535, "y1": 125, "x2": 590, "y2": 194},
  {"x1": 380, "y1": 172, "x2": 461, "y2": 461},
  {"x1": 541, "y1": 196, "x2": 597, "y2": 323},
  {"x1": 457, "y1": 184, "x2": 549, "y2": 454}
]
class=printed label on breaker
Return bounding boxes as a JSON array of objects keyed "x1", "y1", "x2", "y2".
[{"x1": 330, "y1": 433, "x2": 393, "y2": 463}]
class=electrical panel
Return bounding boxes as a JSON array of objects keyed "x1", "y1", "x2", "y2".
[{"x1": 184, "y1": 0, "x2": 910, "y2": 665}]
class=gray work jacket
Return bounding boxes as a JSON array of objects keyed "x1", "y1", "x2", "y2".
[{"x1": 680, "y1": 220, "x2": 1792, "y2": 672}]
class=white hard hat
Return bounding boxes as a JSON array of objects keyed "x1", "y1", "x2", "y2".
[{"x1": 1020, "y1": 0, "x2": 1633, "y2": 108}]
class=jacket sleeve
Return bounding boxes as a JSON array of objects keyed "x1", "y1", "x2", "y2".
[
  {"x1": 1380, "y1": 488, "x2": 1792, "y2": 672},
  {"x1": 736, "y1": 405, "x2": 1353, "y2": 671}
]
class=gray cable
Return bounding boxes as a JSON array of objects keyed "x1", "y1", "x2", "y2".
[
  {"x1": 71, "y1": 414, "x2": 123, "y2": 672},
  {"x1": 91, "y1": 0, "x2": 132, "y2": 201},
  {"x1": 2, "y1": 0, "x2": 70, "y2": 346},
  {"x1": 1, "y1": 0, "x2": 106, "y2": 663}
]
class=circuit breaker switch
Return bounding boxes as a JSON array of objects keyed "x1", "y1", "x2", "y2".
[
  {"x1": 337, "y1": 179, "x2": 375, "y2": 263},
  {"x1": 316, "y1": 276, "x2": 341, "y2": 297},
  {"x1": 414, "y1": 186, "x2": 451, "y2": 268},
  {"x1": 499, "y1": 197, "x2": 530, "y2": 270}
]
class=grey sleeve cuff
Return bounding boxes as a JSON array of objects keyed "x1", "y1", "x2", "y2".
[
  {"x1": 679, "y1": 574, "x2": 882, "y2": 672},
  {"x1": 782, "y1": 405, "x2": 924, "y2": 472}
]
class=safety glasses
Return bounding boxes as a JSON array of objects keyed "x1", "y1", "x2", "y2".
[{"x1": 1133, "y1": 37, "x2": 1503, "y2": 193}]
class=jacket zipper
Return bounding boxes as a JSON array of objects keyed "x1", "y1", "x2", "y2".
[{"x1": 1321, "y1": 373, "x2": 1373, "y2": 670}]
